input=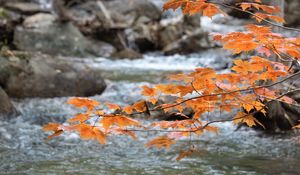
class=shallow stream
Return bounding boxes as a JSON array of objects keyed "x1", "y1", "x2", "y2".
[{"x1": 1, "y1": 50, "x2": 300, "y2": 175}]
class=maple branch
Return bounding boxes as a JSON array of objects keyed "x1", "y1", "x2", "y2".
[
  {"x1": 125, "y1": 87, "x2": 300, "y2": 134},
  {"x1": 154, "y1": 71, "x2": 300, "y2": 111},
  {"x1": 207, "y1": 0, "x2": 300, "y2": 33}
]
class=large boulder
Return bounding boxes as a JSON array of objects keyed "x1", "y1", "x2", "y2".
[
  {"x1": 14, "y1": 13, "x2": 116, "y2": 57},
  {"x1": 0, "y1": 87, "x2": 18, "y2": 120},
  {"x1": 0, "y1": 52, "x2": 107, "y2": 98}
]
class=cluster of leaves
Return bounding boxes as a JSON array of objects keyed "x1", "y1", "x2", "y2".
[{"x1": 43, "y1": 0, "x2": 300, "y2": 161}]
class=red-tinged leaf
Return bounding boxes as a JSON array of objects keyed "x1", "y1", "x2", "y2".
[
  {"x1": 280, "y1": 96, "x2": 295, "y2": 104},
  {"x1": 204, "y1": 125, "x2": 219, "y2": 133},
  {"x1": 47, "y1": 130, "x2": 63, "y2": 140},
  {"x1": 67, "y1": 98, "x2": 99, "y2": 110},
  {"x1": 163, "y1": 0, "x2": 184, "y2": 11},
  {"x1": 203, "y1": 4, "x2": 220, "y2": 18},
  {"x1": 255, "y1": 88, "x2": 277, "y2": 99},
  {"x1": 141, "y1": 85, "x2": 157, "y2": 97},
  {"x1": 106, "y1": 102, "x2": 121, "y2": 110},
  {"x1": 268, "y1": 15, "x2": 285, "y2": 23},
  {"x1": 145, "y1": 136, "x2": 176, "y2": 149},
  {"x1": 42, "y1": 123, "x2": 60, "y2": 132},
  {"x1": 123, "y1": 106, "x2": 134, "y2": 114},
  {"x1": 215, "y1": 81, "x2": 236, "y2": 91},
  {"x1": 132, "y1": 101, "x2": 147, "y2": 112},
  {"x1": 257, "y1": 46, "x2": 271, "y2": 57}
]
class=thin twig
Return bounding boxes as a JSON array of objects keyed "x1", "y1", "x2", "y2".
[{"x1": 207, "y1": 0, "x2": 300, "y2": 32}]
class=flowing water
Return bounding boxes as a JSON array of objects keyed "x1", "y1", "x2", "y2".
[{"x1": 1, "y1": 50, "x2": 300, "y2": 175}]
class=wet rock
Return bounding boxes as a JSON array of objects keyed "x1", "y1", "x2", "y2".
[
  {"x1": 163, "y1": 29, "x2": 211, "y2": 55},
  {"x1": 103, "y1": 0, "x2": 161, "y2": 22},
  {"x1": 14, "y1": 13, "x2": 115, "y2": 57},
  {"x1": 0, "y1": 52, "x2": 107, "y2": 98},
  {"x1": 158, "y1": 14, "x2": 209, "y2": 55},
  {"x1": 284, "y1": 0, "x2": 300, "y2": 27},
  {"x1": 0, "y1": 7, "x2": 23, "y2": 49},
  {"x1": 0, "y1": 87, "x2": 18, "y2": 120},
  {"x1": 111, "y1": 48, "x2": 143, "y2": 59}
]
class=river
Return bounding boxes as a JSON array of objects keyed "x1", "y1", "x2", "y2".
[{"x1": 1, "y1": 49, "x2": 300, "y2": 175}]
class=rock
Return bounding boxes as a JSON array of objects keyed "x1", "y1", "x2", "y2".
[
  {"x1": 158, "y1": 14, "x2": 203, "y2": 52},
  {"x1": 4, "y1": 2, "x2": 46, "y2": 15},
  {"x1": 163, "y1": 29, "x2": 211, "y2": 55},
  {"x1": 0, "y1": 87, "x2": 18, "y2": 120},
  {"x1": 103, "y1": 0, "x2": 161, "y2": 22},
  {"x1": 14, "y1": 13, "x2": 115, "y2": 57},
  {"x1": 0, "y1": 52, "x2": 107, "y2": 98},
  {"x1": 284, "y1": 0, "x2": 300, "y2": 27},
  {"x1": 125, "y1": 23, "x2": 158, "y2": 52},
  {"x1": 0, "y1": 7, "x2": 23, "y2": 49},
  {"x1": 111, "y1": 48, "x2": 143, "y2": 59}
]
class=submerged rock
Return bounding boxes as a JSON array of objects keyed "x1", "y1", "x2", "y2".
[
  {"x1": 0, "y1": 52, "x2": 106, "y2": 98},
  {"x1": 0, "y1": 87, "x2": 18, "y2": 120}
]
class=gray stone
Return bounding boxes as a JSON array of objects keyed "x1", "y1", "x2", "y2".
[
  {"x1": 0, "y1": 87, "x2": 18, "y2": 120},
  {"x1": 0, "y1": 52, "x2": 107, "y2": 98},
  {"x1": 163, "y1": 29, "x2": 211, "y2": 55},
  {"x1": 14, "y1": 13, "x2": 116, "y2": 57}
]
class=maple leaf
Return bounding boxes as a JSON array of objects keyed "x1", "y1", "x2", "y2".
[
  {"x1": 163, "y1": 0, "x2": 184, "y2": 11},
  {"x1": 68, "y1": 113, "x2": 90, "y2": 123},
  {"x1": 106, "y1": 102, "x2": 121, "y2": 110},
  {"x1": 101, "y1": 115, "x2": 140, "y2": 130},
  {"x1": 47, "y1": 130, "x2": 63, "y2": 140},
  {"x1": 93, "y1": 127, "x2": 106, "y2": 144},
  {"x1": 123, "y1": 106, "x2": 134, "y2": 114},
  {"x1": 145, "y1": 136, "x2": 176, "y2": 149},
  {"x1": 204, "y1": 125, "x2": 219, "y2": 134},
  {"x1": 176, "y1": 149, "x2": 194, "y2": 161},
  {"x1": 203, "y1": 4, "x2": 220, "y2": 18},
  {"x1": 233, "y1": 112, "x2": 265, "y2": 128},
  {"x1": 67, "y1": 98, "x2": 99, "y2": 111},
  {"x1": 141, "y1": 85, "x2": 157, "y2": 97},
  {"x1": 240, "y1": 3, "x2": 252, "y2": 11},
  {"x1": 42, "y1": 123, "x2": 60, "y2": 132},
  {"x1": 79, "y1": 124, "x2": 95, "y2": 140},
  {"x1": 132, "y1": 100, "x2": 147, "y2": 112}
]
